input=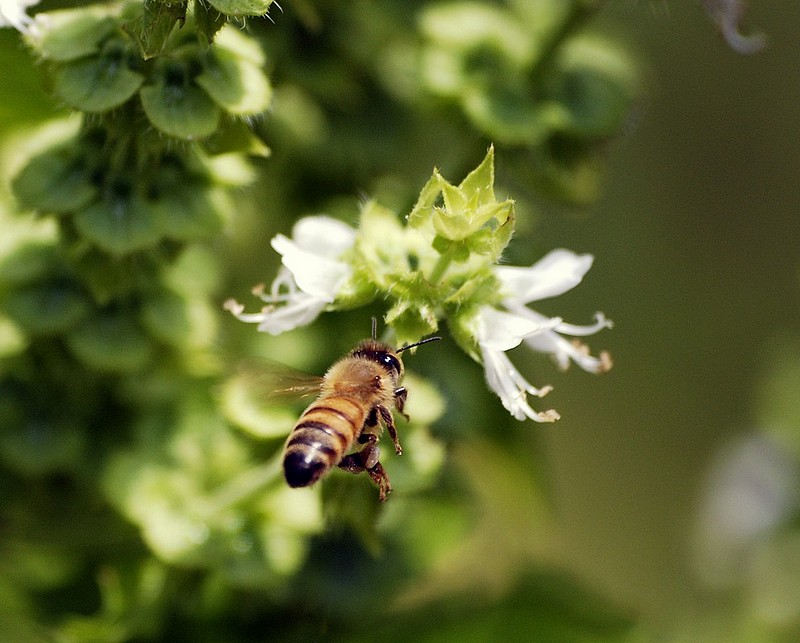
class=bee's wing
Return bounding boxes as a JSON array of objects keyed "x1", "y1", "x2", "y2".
[
  {"x1": 236, "y1": 359, "x2": 323, "y2": 402},
  {"x1": 221, "y1": 360, "x2": 323, "y2": 439}
]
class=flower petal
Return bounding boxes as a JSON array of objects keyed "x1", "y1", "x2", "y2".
[
  {"x1": 479, "y1": 341, "x2": 560, "y2": 423},
  {"x1": 223, "y1": 293, "x2": 326, "y2": 335},
  {"x1": 271, "y1": 234, "x2": 351, "y2": 302},
  {"x1": 477, "y1": 306, "x2": 561, "y2": 352},
  {"x1": 495, "y1": 249, "x2": 593, "y2": 303},
  {"x1": 290, "y1": 215, "x2": 356, "y2": 257}
]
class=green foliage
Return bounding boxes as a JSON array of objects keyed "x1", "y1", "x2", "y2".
[{"x1": 0, "y1": 0, "x2": 641, "y2": 640}]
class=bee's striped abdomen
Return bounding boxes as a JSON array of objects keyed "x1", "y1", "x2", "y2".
[{"x1": 283, "y1": 396, "x2": 367, "y2": 488}]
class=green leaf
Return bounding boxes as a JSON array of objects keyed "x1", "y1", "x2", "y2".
[
  {"x1": 53, "y1": 51, "x2": 145, "y2": 113},
  {"x1": 3, "y1": 283, "x2": 91, "y2": 336},
  {"x1": 66, "y1": 311, "x2": 154, "y2": 372},
  {"x1": 207, "y1": 0, "x2": 274, "y2": 18},
  {"x1": 74, "y1": 191, "x2": 162, "y2": 256},
  {"x1": 30, "y1": 9, "x2": 117, "y2": 62},
  {"x1": 140, "y1": 81, "x2": 220, "y2": 139},
  {"x1": 12, "y1": 146, "x2": 98, "y2": 214}
]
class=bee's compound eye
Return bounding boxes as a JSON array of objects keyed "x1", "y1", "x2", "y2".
[{"x1": 383, "y1": 353, "x2": 401, "y2": 375}]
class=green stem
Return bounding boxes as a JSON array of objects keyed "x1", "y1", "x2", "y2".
[{"x1": 428, "y1": 249, "x2": 454, "y2": 285}]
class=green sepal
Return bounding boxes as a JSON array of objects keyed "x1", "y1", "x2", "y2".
[
  {"x1": 407, "y1": 173, "x2": 442, "y2": 229},
  {"x1": 29, "y1": 9, "x2": 117, "y2": 62},
  {"x1": 385, "y1": 300, "x2": 439, "y2": 348},
  {"x1": 140, "y1": 80, "x2": 221, "y2": 139},
  {"x1": 12, "y1": 146, "x2": 98, "y2": 214},
  {"x1": 202, "y1": 118, "x2": 271, "y2": 157},
  {"x1": 0, "y1": 242, "x2": 61, "y2": 288},
  {"x1": 74, "y1": 191, "x2": 162, "y2": 256},
  {"x1": 153, "y1": 182, "x2": 226, "y2": 241},
  {"x1": 2, "y1": 283, "x2": 90, "y2": 336},
  {"x1": 66, "y1": 311, "x2": 154, "y2": 373},
  {"x1": 123, "y1": 0, "x2": 188, "y2": 60},
  {"x1": 70, "y1": 249, "x2": 163, "y2": 304},
  {"x1": 53, "y1": 48, "x2": 145, "y2": 113},
  {"x1": 207, "y1": 0, "x2": 274, "y2": 18},
  {"x1": 194, "y1": 0, "x2": 228, "y2": 43},
  {"x1": 196, "y1": 45, "x2": 272, "y2": 115}
]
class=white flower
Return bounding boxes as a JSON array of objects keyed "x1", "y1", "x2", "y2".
[
  {"x1": 476, "y1": 306, "x2": 562, "y2": 422},
  {"x1": 224, "y1": 216, "x2": 356, "y2": 335},
  {"x1": 0, "y1": 0, "x2": 40, "y2": 34},
  {"x1": 475, "y1": 249, "x2": 612, "y2": 422}
]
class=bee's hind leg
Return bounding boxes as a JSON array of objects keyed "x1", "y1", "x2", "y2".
[{"x1": 338, "y1": 438, "x2": 392, "y2": 501}]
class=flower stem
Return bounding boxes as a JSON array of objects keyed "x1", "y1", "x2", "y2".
[{"x1": 429, "y1": 249, "x2": 454, "y2": 284}]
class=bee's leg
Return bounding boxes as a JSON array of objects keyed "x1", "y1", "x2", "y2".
[
  {"x1": 376, "y1": 404, "x2": 402, "y2": 456},
  {"x1": 393, "y1": 387, "x2": 409, "y2": 421},
  {"x1": 337, "y1": 438, "x2": 392, "y2": 501}
]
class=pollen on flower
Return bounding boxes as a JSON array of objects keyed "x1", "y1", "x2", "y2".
[{"x1": 223, "y1": 299, "x2": 244, "y2": 316}]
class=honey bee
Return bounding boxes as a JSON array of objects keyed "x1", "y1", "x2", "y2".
[{"x1": 282, "y1": 320, "x2": 440, "y2": 501}]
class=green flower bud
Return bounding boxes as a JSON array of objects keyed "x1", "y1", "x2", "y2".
[{"x1": 409, "y1": 147, "x2": 514, "y2": 261}]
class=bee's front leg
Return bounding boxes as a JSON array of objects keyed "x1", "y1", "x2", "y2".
[
  {"x1": 338, "y1": 438, "x2": 392, "y2": 501},
  {"x1": 394, "y1": 387, "x2": 409, "y2": 421},
  {"x1": 376, "y1": 404, "x2": 402, "y2": 455}
]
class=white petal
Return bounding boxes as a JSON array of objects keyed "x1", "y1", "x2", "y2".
[
  {"x1": 477, "y1": 306, "x2": 561, "y2": 352},
  {"x1": 0, "y1": 0, "x2": 38, "y2": 33},
  {"x1": 291, "y1": 215, "x2": 356, "y2": 257},
  {"x1": 256, "y1": 294, "x2": 327, "y2": 335},
  {"x1": 271, "y1": 235, "x2": 350, "y2": 302},
  {"x1": 480, "y1": 342, "x2": 560, "y2": 422},
  {"x1": 495, "y1": 249, "x2": 593, "y2": 304},
  {"x1": 223, "y1": 293, "x2": 326, "y2": 335}
]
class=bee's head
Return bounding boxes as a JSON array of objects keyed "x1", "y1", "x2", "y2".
[{"x1": 352, "y1": 340, "x2": 404, "y2": 378}]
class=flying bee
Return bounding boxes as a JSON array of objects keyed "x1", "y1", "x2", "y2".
[{"x1": 281, "y1": 320, "x2": 440, "y2": 501}]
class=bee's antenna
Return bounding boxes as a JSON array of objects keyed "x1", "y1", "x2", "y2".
[
  {"x1": 371, "y1": 317, "x2": 377, "y2": 340},
  {"x1": 397, "y1": 336, "x2": 442, "y2": 353}
]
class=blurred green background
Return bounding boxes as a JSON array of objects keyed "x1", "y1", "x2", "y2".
[
  {"x1": 537, "y1": 0, "x2": 800, "y2": 620},
  {"x1": 2, "y1": 0, "x2": 800, "y2": 640}
]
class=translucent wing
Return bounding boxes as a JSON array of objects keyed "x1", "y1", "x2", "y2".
[
  {"x1": 236, "y1": 359, "x2": 323, "y2": 401},
  {"x1": 220, "y1": 360, "x2": 323, "y2": 439}
]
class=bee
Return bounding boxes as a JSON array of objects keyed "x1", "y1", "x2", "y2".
[{"x1": 282, "y1": 320, "x2": 440, "y2": 501}]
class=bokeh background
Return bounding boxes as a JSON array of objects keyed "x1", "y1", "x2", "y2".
[{"x1": 2, "y1": 0, "x2": 800, "y2": 640}]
